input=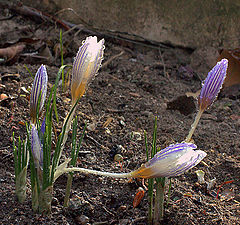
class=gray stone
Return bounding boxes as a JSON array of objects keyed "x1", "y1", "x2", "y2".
[{"x1": 22, "y1": 0, "x2": 240, "y2": 49}]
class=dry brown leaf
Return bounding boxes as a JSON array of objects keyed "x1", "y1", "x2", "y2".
[
  {"x1": 129, "y1": 92, "x2": 141, "y2": 98},
  {"x1": 0, "y1": 43, "x2": 25, "y2": 62},
  {"x1": 102, "y1": 117, "x2": 114, "y2": 128},
  {"x1": 217, "y1": 49, "x2": 240, "y2": 87},
  {"x1": 0, "y1": 93, "x2": 8, "y2": 100},
  {"x1": 185, "y1": 89, "x2": 201, "y2": 99}
]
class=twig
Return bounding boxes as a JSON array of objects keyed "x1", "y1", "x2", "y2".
[
  {"x1": 0, "y1": 15, "x2": 15, "y2": 21},
  {"x1": 102, "y1": 50, "x2": 124, "y2": 69},
  {"x1": 85, "y1": 134, "x2": 107, "y2": 151},
  {"x1": 216, "y1": 180, "x2": 234, "y2": 199},
  {"x1": 0, "y1": 2, "x2": 70, "y2": 30},
  {"x1": 130, "y1": 217, "x2": 147, "y2": 225}
]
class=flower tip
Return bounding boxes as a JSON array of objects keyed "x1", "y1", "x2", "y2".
[
  {"x1": 30, "y1": 65, "x2": 48, "y2": 124},
  {"x1": 198, "y1": 58, "x2": 228, "y2": 111},
  {"x1": 71, "y1": 36, "x2": 104, "y2": 103},
  {"x1": 131, "y1": 142, "x2": 207, "y2": 178}
]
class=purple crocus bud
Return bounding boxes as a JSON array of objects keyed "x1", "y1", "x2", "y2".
[
  {"x1": 30, "y1": 65, "x2": 48, "y2": 124},
  {"x1": 131, "y1": 143, "x2": 206, "y2": 178},
  {"x1": 31, "y1": 124, "x2": 43, "y2": 168},
  {"x1": 198, "y1": 59, "x2": 228, "y2": 111},
  {"x1": 71, "y1": 36, "x2": 104, "y2": 104}
]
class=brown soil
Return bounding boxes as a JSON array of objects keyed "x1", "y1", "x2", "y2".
[{"x1": 0, "y1": 7, "x2": 239, "y2": 225}]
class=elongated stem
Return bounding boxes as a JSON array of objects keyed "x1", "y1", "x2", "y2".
[
  {"x1": 148, "y1": 178, "x2": 154, "y2": 225},
  {"x1": 56, "y1": 106, "x2": 76, "y2": 167},
  {"x1": 63, "y1": 173, "x2": 73, "y2": 207},
  {"x1": 185, "y1": 109, "x2": 204, "y2": 142},
  {"x1": 154, "y1": 179, "x2": 165, "y2": 224},
  {"x1": 64, "y1": 167, "x2": 132, "y2": 178}
]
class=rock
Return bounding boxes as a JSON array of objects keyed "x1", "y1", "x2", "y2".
[
  {"x1": 76, "y1": 215, "x2": 90, "y2": 225},
  {"x1": 22, "y1": 0, "x2": 240, "y2": 49}
]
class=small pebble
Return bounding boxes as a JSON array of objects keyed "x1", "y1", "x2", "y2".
[
  {"x1": 0, "y1": 93, "x2": 8, "y2": 100},
  {"x1": 76, "y1": 215, "x2": 89, "y2": 225},
  {"x1": 118, "y1": 205, "x2": 127, "y2": 211}
]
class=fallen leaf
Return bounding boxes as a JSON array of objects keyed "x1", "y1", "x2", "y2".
[
  {"x1": 133, "y1": 187, "x2": 145, "y2": 208},
  {"x1": 167, "y1": 95, "x2": 196, "y2": 116},
  {"x1": 0, "y1": 93, "x2": 8, "y2": 100},
  {"x1": 216, "y1": 180, "x2": 234, "y2": 199},
  {"x1": 103, "y1": 117, "x2": 114, "y2": 128},
  {"x1": 19, "y1": 121, "x2": 25, "y2": 126},
  {"x1": 129, "y1": 92, "x2": 141, "y2": 98},
  {"x1": 230, "y1": 114, "x2": 240, "y2": 121},
  {"x1": 186, "y1": 89, "x2": 201, "y2": 99},
  {"x1": 0, "y1": 43, "x2": 25, "y2": 62},
  {"x1": 20, "y1": 86, "x2": 30, "y2": 94},
  {"x1": 1, "y1": 73, "x2": 20, "y2": 82},
  {"x1": 220, "y1": 84, "x2": 240, "y2": 100},
  {"x1": 218, "y1": 49, "x2": 240, "y2": 87}
]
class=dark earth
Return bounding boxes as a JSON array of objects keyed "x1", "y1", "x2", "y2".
[{"x1": 0, "y1": 5, "x2": 240, "y2": 225}]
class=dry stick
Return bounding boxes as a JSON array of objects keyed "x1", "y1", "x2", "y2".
[
  {"x1": 1, "y1": 2, "x2": 70, "y2": 30},
  {"x1": 56, "y1": 106, "x2": 76, "y2": 167},
  {"x1": 2, "y1": 2, "x2": 178, "y2": 51},
  {"x1": 102, "y1": 51, "x2": 124, "y2": 69}
]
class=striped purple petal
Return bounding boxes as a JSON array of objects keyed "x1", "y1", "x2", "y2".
[
  {"x1": 144, "y1": 142, "x2": 206, "y2": 177},
  {"x1": 30, "y1": 65, "x2": 48, "y2": 124},
  {"x1": 146, "y1": 143, "x2": 197, "y2": 167},
  {"x1": 71, "y1": 36, "x2": 104, "y2": 103},
  {"x1": 198, "y1": 59, "x2": 228, "y2": 111},
  {"x1": 31, "y1": 124, "x2": 43, "y2": 168}
]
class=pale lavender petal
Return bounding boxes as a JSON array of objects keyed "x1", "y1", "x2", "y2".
[
  {"x1": 145, "y1": 142, "x2": 207, "y2": 177},
  {"x1": 71, "y1": 36, "x2": 104, "y2": 102},
  {"x1": 198, "y1": 59, "x2": 228, "y2": 110},
  {"x1": 31, "y1": 124, "x2": 43, "y2": 168},
  {"x1": 146, "y1": 143, "x2": 197, "y2": 167},
  {"x1": 30, "y1": 65, "x2": 48, "y2": 124},
  {"x1": 159, "y1": 150, "x2": 206, "y2": 177}
]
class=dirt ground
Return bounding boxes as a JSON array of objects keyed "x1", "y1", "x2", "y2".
[{"x1": 0, "y1": 6, "x2": 239, "y2": 225}]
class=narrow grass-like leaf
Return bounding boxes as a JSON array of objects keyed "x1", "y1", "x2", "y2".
[
  {"x1": 24, "y1": 64, "x2": 34, "y2": 79},
  {"x1": 13, "y1": 132, "x2": 19, "y2": 178},
  {"x1": 148, "y1": 117, "x2": 158, "y2": 224},
  {"x1": 17, "y1": 137, "x2": 22, "y2": 174},
  {"x1": 166, "y1": 178, "x2": 172, "y2": 207},
  {"x1": 144, "y1": 130, "x2": 148, "y2": 161},
  {"x1": 50, "y1": 98, "x2": 79, "y2": 183},
  {"x1": 53, "y1": 65, "x2": 72, "y2": 123},
  {"x1": 72, "y1": 123, "x2": 86, "y2": 166},
  {"x1": 70, "y1": 117, "x2": 78, "y2": 161},
  {"x1": 60, "y1": 29, "x2": 64, "y2": 92}
]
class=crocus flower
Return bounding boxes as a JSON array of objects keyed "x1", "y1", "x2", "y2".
[
  {"x1": 63, "y1": 142, "x2": 207, "y2": 179},
  {"x1": 31, "y1": 124, "x2": 43, "y2": 168},
  {"x1": 130, "y1": 142, "x2": 207, "y2": 178},
  {"x1": 30, "y1": 65, "x2": 48, "y2": 124},
  {"x1": 71, "y1": 36, "x2": 104, "y2": 104},
  {"x1": 198, "y1": 59, "x2": 228, "y2": 111}
]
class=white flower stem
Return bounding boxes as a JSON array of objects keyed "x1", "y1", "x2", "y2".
[
  {"x1": 64, "y1": 167, "x2": 132, "y2": 178},
  {"x1": 185, "y1": 109, "x2": 204, "y2": 142}
]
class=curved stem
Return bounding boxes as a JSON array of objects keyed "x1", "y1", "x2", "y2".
[
  {"x1": 185, "y1": 109, "x2": 204, "y2": 142},
  {"x1": 64, "y1": 167, "x2": 132, "y2": 178}
]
